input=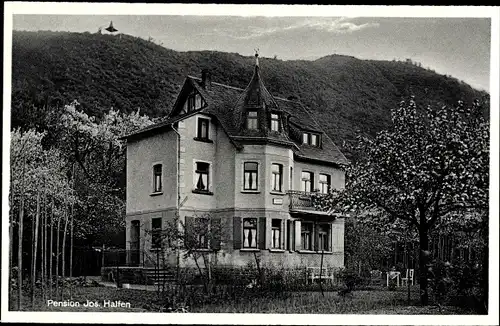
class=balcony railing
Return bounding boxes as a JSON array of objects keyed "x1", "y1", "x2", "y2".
[{"x1": 287, "y1": 190, "x2": 328, "y2": 213}]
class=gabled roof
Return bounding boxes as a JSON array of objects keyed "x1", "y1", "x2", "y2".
[{"x1": 122, "y1": 58, "x2": 349, "y2": 167}]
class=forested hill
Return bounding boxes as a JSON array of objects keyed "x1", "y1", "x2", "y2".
[{"x1": 11, "y1": 30, "x2": 489, "y2": 158}]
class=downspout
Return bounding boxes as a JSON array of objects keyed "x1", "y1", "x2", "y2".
[
  {"x1": 171, "y1": 123, "x2": 181, "y2": 208},
  {"x1": 171, "y1": 123, "x2": 181, "y2": 278}
]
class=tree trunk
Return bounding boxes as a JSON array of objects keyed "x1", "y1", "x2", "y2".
[
  {"x1": 196, "y1": 252, "x2": 208, "y2": 294},
  {"x1": 62, "y1": 206, "x2": 69, "y2": 299},
  {"x1": 31, "y1": 192, "x2": 41, "y2": 307},
  {"x1": 69, "y1": 163, "x2": 76, "y2": 299},
  {"x1": 9, "y1": 188, "x2": 14, "y2": 300},
  {"x1": 56, "y1": 207, "x2": 61, "y2": 300},
  {"x1": 69, "y1": 203, "x2": 74, "y2": 299},
  {"x1": 418, "y1": 226, "x2": 430, "y2": 306},
  {"x1": 17, "y1": 192, "x2": 25, "y2": 310},
  {"x1": 49, "y1": 200, "x2": 54, "y2": 298},
  {"x1": 42, "y1": 191, "x2": 47, "y2": 302},
  {"x1": 319, "y1": 249, "x2": 325, "y2": 297},
  {"x1": 480, "y1": 216, "x2": 488, "y2": 313}
]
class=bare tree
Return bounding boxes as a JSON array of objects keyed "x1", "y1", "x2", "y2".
[
  {"x1": 149, "y1": 212, "x2": 223, "y2": 294},
  {"x1": 55, "y1": 203, "x2": 61, "y2": 299},
  {"x1": 62, "y1": 205, "x2": 69, "y2": 299},
  {"x1": 42, "y1": 190, "x2": 47, "y2": 302},
  {"x1": 49, "y1": 199, "x2": 54, "y2": 298},
  {"x1": 17, "y1": 178, "x2": 25, "y2": 309},
  {"x1": 31, "y1": 192, "x2": 40, "y2": 307}
]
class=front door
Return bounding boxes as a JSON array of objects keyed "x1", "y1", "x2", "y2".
[{"x1": 129, "y1": 220, "x2": 140, "y2": 266}]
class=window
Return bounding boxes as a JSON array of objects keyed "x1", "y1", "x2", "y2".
[
  {"x1": 197, "y1": 118, "x2": 210, "y2": 140},
  {"x1": 184, "y1": 91, "x2": 205, "y2": 112},
  {"x1": 188, "y1": 96, "x2": 195, "y2": 111},
  {"x1": 195, "y1": 93, "x2": 203, "y2": 110},
  {"x1": 302, "y1": 132, "x2": 321, "y2": 147},
  {"x1": 196, "y1": 217, "x2": 209, "y2": 249},
  {"x1": 195, "y1": 162, "x2": 210, "y2": 192},
  {"x1": 319, "y1": 174, "x2": 331, "y2": 194},
  {"x1": 301, "y1": 171, "x2": 314, "y2": 192},
  {"x1": 311, "y1": 134, "x2": 319, "y2": 146},
  {"x1": 302, "y1": 133, "x2": 309, "y2": 144},
  {"x1": 301, "y1": 222, "x2": 313, "y2": 250},
  {"x1": 153, "y1": 164, "x2": 162, "y2": 193},
  {"x1": 151, "y1": 217, "x2": 162, "y2": 249},
  {"x1": 271, "y1": 164, "x2": 283, "y2": 192},
  {"x1": 243, "y1": 218, "x2": 257, "y2": 248},
  {"x1": 318, "y1": 224, "x2": 330, "y2": 252},
  {"x1": 270, "y1": 113, "x2": 280, "y2": 131},
  {"x1": 271, "y1": 219, "x2": 282, "y2": 249},
  {"x1": 243, "y1": 162, "x2": 258, "y2": 190},
  {"x1": 246, "y1": 111, "x2": 258, "y2": 130}
]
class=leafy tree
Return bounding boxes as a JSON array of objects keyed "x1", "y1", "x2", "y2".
[
  {"x1": 344, "y1": 216, "x2": 397, "y2": 275},
  {"x1": 9, "y1": 102, "x2": 153, "y2": 309},
  {"x1": 52, "y1": 101, "x2": 153, "y2": 244},
  {"x1": 315, "y1": 98, "x2": 489, "y2": 305}
]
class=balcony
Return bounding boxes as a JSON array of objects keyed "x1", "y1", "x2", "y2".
[{"x1": 287, "y1": 190, "x2": 330, "y2": 215}]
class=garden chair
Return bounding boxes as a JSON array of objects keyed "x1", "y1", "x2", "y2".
[
  {"x1": 306, "y1": 266, "x2": 334, "y2": 284},
  {"x1": 401, "y1": 268, "x2": 414, "y2": 286},
  {"x1": 386, "y1": 267, "x2": 400, "y2": 287}
]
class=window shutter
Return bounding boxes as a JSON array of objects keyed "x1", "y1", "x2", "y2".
[
  {"x1": 332, "y1": 223, "x2": 344, "y2": 252},
  {"x1": 314, "y1": 223, "x2": 319, "y2": 251},
  {"x1": 281, "y1": 219, "x2": 286, "y2": 249},
  {"x1": 211, "y1": 217, "x2": 221, "y2": 251},
  {"x1": 233, "y1": 216, "x2": 242, "y2": 249},
  {"x1": 331, "y1": 223, "x2": 337, "y2": 252},
  {"x1": 328, "y1": 224, "x2": 333, "y2": 252},
  {"x1": 286, "y1": 220, "x2": 293, "y2": 251},
  {"x1": 294, "y1": 220, "x2": 301, "y2": 250},
  {"x1": 184, "y1": 216, "x2": 194, "y2": 249},
  {"x1": 338, "y1": 222, "x2": 344, "y2": 252},
  {"x1": 258, "y1": 217, "x2": 267, "y2": 250}
]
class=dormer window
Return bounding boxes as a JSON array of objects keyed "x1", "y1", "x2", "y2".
[
  {"x1": 183, "y1": 90, "x2": 205, "y2": 113},
  {"x1": 311, "y1": 134, "x2": 319, "y2": 146},
  {"x1": 270, "y1": 113, "x2": 280, "y2": 132},
  {"x1": 302, "y1": 132, "x2": 321, "y2": 147},
  {"x1": 247, "y1": 111, "x2": 258, "y2": 130}
]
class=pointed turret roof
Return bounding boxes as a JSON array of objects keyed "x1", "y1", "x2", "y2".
[{"x1": 237, "y1": 52, "x2": 280, "y2": 110}]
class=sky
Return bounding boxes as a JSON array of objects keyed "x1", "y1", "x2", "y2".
[{"x1": 12, "y1": 15, "x2": 491, "y2": 92}]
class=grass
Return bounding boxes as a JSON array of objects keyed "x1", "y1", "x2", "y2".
[
  {"x1": 190, "y1": 287, "x2": 472, "y2": 314},
  {"x1": 9, "y1": 284, "x2": 475, "y2": 314}
]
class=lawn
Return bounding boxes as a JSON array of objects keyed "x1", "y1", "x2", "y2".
[{"x1": 8, "y1": 285, "x2": 475, "y2": 314}]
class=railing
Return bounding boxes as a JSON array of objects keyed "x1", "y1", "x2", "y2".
[
  {"x1": 287, "y1": 190, "x2": 328, "y2": 212},
  {"x1": 102, "y1": 248, "x2": 165, "y2": 268},
  {"x1": 102, "y1": 249, "x2": 140, "y2": 267}
]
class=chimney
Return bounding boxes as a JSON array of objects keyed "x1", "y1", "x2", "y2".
[{"x1": 201, "y1": 69, "x2": 212, "y2": 90}]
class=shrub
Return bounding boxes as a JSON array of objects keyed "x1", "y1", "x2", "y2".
[
  {"x1": 335, "y1": 267, "x2": 365, "y2": 290},
  {"x1": 428, "y1": 259, "x2": 486, "y2": 312}
]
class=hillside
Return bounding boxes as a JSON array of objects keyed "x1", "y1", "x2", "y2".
[{"x1": 11, "y1": 31, "x2": 489, "y2": 159}]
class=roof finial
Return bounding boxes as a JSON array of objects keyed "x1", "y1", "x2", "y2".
[{"x1": 254, "y1": 48, "x2": 260, "y2": 67}]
